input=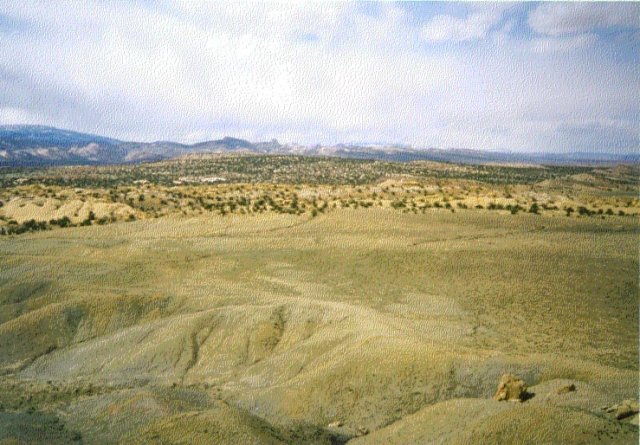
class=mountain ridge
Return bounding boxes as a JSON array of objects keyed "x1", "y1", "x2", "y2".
[{"x1": 0, "y1": 125, "x2": 637, "y2": 167}]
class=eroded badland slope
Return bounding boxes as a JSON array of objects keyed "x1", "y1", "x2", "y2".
[{"x1": 0, "y1": 206, "x2": 638, "y2": 444}]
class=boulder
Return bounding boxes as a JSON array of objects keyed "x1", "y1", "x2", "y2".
[
  {"x1": 615, "y1": 400, "x2": 639, "y2": 420},
  {"x1": 493, "y1": 374, "x2": 529, "y2": 402},
  {"x1": 556, "y1": 383, "x2": 576, "y2": 395},
  {"x1": 356, "y1": 426, "x2": 369, "y2": 436}
]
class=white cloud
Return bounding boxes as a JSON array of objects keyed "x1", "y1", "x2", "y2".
[
  {"x1": 529, "y1": 2, "x2": 639, "y2": 36},
  {"x1": 0, "y1": 1, "x2": 637, "y2": 153},
  {"x1": 421, "y1": 4, "x2": 511, "y2": 42},
  {"x1": 531, "y1": 33, "x2": 598, "y2": 53},
  {"x1": 0, "y1": 107, "x2": 43, "y2": 125}
]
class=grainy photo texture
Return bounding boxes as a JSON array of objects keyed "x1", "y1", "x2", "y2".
[{"x1": 0, "y1": 2, "x2": 638, "y2": 444}]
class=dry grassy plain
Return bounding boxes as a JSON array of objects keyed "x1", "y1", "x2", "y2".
[{"x1": 0, "y1": 157, "x2": 638, "y2": 444}]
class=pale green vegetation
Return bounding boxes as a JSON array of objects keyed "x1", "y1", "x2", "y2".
[{"x1": 0, "y1": 156, "x2": 638, "y2": 444}]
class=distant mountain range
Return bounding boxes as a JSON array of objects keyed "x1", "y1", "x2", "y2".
[{"x1": 0, "y1": 125, "x2": 637, "y2": 167}]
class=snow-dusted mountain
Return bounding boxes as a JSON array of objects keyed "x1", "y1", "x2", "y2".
[{"x1": 0, "y1": 125, "x2": 637, "y2": 167}]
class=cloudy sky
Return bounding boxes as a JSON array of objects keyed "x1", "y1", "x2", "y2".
[{"x1": 0, "y1": 2, "x2": 638, "y2": 152}]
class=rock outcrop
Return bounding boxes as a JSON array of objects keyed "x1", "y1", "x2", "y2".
[
  {"x1": 556, "y1": 383, "x2": 576, "y2": 394},
  {"x1": 603, "y1": 399, "x2": 639, "y2": 420},
  {"x1": 493, "y1": 374, "x2": 529, "y2": 402}
]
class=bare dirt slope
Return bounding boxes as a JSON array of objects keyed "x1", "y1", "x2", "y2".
[{"x1": 0, "y1": 209, "x2": 637, "y2": 444}]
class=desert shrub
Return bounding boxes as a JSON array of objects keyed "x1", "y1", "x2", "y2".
[
  {"x1": 4, "y1": 219, "x2": 49, "y2": 235},
  {"x1": 506, "y1": 204, "x2": 522, "y2": 215},
  {"x1": 50, "y1": 216, "x2": 72, "y2": 227},
  {"x1": 577, "y1": 206, "x2": 591, "y2": 216}
]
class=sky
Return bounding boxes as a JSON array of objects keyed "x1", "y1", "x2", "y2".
[{"x1": 0, "y1": 1, "x2": 638, "y2": 153}]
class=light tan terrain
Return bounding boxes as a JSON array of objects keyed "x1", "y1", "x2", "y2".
[
  {"x1": 0, "y1": 158, "x2": 638, "y2": 444},
  {"x1": 0, "y1": 207, "x2": 638, "y2": 444}
]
